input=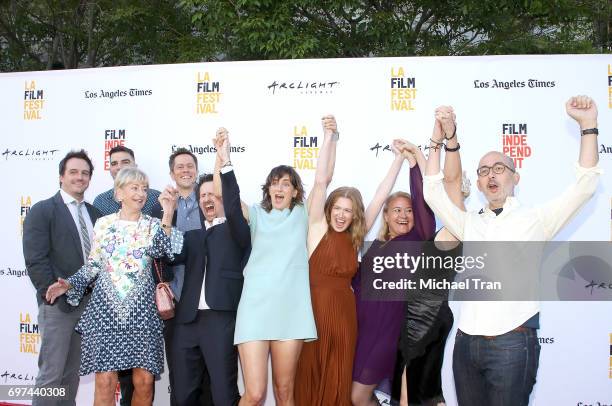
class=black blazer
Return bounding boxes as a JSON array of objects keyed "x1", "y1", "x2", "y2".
[
  {"x1": 172, "y1": 170, "x2": 251, "y2": 324},
  {"x1": 23, "y1": 191, "x2": 102, "y2": 312}
]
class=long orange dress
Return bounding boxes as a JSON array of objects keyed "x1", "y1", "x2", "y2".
[{"x1": 295, "y1": 229, "x2": 358, "y2": 406}]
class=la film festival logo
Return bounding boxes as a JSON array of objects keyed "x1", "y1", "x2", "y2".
[
  {"x1": 24, "y1": 80, "x2": 44, "y2": 120},
  {"x1": 501, "y1": 123, "x2": 531, "y2": 169},
  {"x1": 19, "y1": 312, "x2": 40, "y2": 355},
  {"x1": 103, "y1": 129, "x2": 127, "y2": 171},
  {"x1": 19, "y1": 196, "x2": 32, "y2": 236},
  {"x1": 19, "y1": 196, "x2": 31, "y2": 235},
  {"x1": 292, "y1": 125, "x2": 319, "y2": 170},
  {"x1": 196, "y1": 72, "x2": 221, "y2": 114},
  {"x1": 390, "y1": 66, "x2": 416, "y2": 111}
]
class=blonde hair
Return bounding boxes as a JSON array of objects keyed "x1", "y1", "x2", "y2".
[
  {"x1": 324, "y1": 187, "x2": 366, "y2": 250},
  {"x1": 377, "y1": 191, "x2": 412, "y2": 241},
  {"x1": 114, "y1": 167, "x2": 149, "y2": 199}
]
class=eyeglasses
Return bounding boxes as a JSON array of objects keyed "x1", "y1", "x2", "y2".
[{"x1": 476, "y1": 162, "x2": 515, "y2": 177}]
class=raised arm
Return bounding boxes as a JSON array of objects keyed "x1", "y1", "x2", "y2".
[
  {"x1": 213, "y1": 133, "x2": 223, "y2": 198},
  {"x1": 437, "y1": 106, "x2": 466, "y2": 211},
  {"x1": 397, "y1": 139, "x2": 435, "y2": 240},
  {"x1": 567, "y1": 95, "x2": 599, "y2": 169},
  {"x1": 537, "y1": 95, "x2": 602, "y2": 239},
  {"x1": 325, "y1": 118, "x2": 337, "y2": 185},
  {"x1": 364, "y1": 142, "x2": 404, "y2": 232},
  {"x1": 151, "y1": 191, "x2": 183, "y2": 259},
  {"x1": 221, "y1": 169, "x2": 251, "y2": 249},
  {"x1": 424, "y1": 108, "x2": 467, "y2": 240},
  {"x1": 306, "y1": 115, "x2": 338, "y2": 254},
  {"x1": 214, "y1": 128, "x2": 250, "y2": 222},
  {"x1": 307, "y1": 115, "x2": 337, "y2": 226}
]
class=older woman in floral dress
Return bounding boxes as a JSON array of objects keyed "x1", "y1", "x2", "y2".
[{"x1": 46, "y1": 167, "x2": 183, "y2": 406}]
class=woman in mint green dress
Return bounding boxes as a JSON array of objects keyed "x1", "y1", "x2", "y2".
[{"x1": 214, "y1": 127, "x2": 319, "y2": 406}]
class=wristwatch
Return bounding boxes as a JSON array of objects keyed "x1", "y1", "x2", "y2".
[{"x1": 581, "y1": 128, "x2": 598, "y2": 136}]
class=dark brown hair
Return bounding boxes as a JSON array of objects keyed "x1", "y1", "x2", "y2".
[
  {"x1": 260, "y1": 165, "x2": 304, "y2": 212},
  {"x1": 168, "y1": 147, "x2": 198, "y2": 172},
  {"x1": 59, "y1": 149, "x2": 94, "y2": 176},
  {"x1": 109, "y1": 145, "x2": 135, "y2": 160}
]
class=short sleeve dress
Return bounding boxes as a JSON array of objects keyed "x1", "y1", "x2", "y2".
[
  {"x1": 66, "y1": 213, "x2": 183, "y2": 375},
  {"x1": 233, "y1": 203, "x2": 317, "y2": 344}
]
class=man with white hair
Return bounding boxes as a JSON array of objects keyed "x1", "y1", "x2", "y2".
[{"x1": 423, "y1": 95, "x2": 601, "y2": 405}]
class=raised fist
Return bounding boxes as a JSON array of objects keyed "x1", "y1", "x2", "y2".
[
  {"x1": 566, "y1": 95, "x2": 598, "y2": 129},
  {"x1": 435, "y1": 106, "x2": 456, "y2": 139},
  {"x1": 214, "y1": 127, "x2": 231, "y2": 164},
  {"x1": 159, "y1": 185, "x2": 178, "y2": 214},
  {"x1": 321, "y1": 115, "x2": 338, "y2": 138}
]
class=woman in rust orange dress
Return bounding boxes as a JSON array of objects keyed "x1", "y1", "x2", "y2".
[{"x1": 294, "y1": 115, "x2": 367, "y2": 406}]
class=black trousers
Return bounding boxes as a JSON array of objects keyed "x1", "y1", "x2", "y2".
[
  {"x1": 172, "y1": 310, "x2": 240, "y2": 406},
  {"x1": 165, "y1": 316, "x2": 215, "y2": 406}
]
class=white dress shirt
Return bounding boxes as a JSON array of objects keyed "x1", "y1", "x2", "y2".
[
  {"x1": 60, "y1": 189, "x2": 94, "y2": 261},
  {"x1": 198, "y1": 217, "x2": 227, "y2": 310},
  {"x1": 423, "y1": 163, "x2": 601, "y2": 335}
]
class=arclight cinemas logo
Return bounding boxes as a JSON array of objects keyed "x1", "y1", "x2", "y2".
[{"x1": 267, "y1": 80, "x2": 340, "y2": 95}]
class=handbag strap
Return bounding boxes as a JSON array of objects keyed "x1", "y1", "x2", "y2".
[
  {"x1": 149, "y1": 218, "x2": 165, "y2": 283},
  {"x1": 153, "y1": 259, "x2": 165, "y2": 283}
]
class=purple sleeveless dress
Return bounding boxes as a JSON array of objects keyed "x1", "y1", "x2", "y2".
[{"x1": 352, "y1": 164, "x2": 435, "y2": 385}]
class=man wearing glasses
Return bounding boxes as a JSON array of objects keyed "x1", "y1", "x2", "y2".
[{"x1": 422, "y1": 95, "x2": 601, "y2": 405}]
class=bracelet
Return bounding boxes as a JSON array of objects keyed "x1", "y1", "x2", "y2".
[
  {"x1": 221, "y1": 160, "x2": 232, "y2": 168},
  {"x1": 430, "y1": 138, "x2": 444, "y2": 146},
  {"x1": 331, "y1": 131, "x2": 340, "y2": 141},
  {"x1": 445, "y1": 142, "x2": 460, "y2": 152},
  {"x1": 581, "y1": 128, "x2": 598, "y2": 136},
  {"x1": 161, "y1": 223, "x2": 171, "y2": 229},
  {"x1": 445, "y1": 125, "x2": 457, "y2": 141}
]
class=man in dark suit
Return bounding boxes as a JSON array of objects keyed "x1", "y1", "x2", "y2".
[
  {"x1": 152, "y1": 148, "x2": 212, "y2": 406},
  {"x1": 170, "y1": 148, "x2": 250, "y2": 406},
  {"x1": 23, "y1": 150, "x2": 102, "y2": 406}
]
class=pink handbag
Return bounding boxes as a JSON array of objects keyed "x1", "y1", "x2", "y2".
[{"x1": 153, "y1": 258, "x2": 175, "y2": 320}]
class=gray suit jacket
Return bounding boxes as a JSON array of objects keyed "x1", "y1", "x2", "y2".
[{"x1": 23, "y1": 191, "x2": 101, "y2": 312}]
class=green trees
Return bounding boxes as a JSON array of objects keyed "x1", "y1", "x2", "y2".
[{"x1": 1, "y1": 0, "x2": 609, "y2": 72}]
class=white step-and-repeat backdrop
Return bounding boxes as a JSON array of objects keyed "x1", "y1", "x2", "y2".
[{"x1": 1, "y1": 54, "x2": 611, "y2": 405}]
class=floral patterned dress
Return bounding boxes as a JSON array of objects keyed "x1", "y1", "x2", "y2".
[{"x1": 66, "y1": 213, "x2": 183, "y2": 375}]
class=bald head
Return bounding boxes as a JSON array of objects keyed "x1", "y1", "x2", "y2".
[{"x1": 478, "y1": 151, "x2": 515, "y2": 172}]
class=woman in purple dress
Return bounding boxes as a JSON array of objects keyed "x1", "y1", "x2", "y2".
[{"x1": 351, "y1": 138, "x2": 435, "y2": 406}]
